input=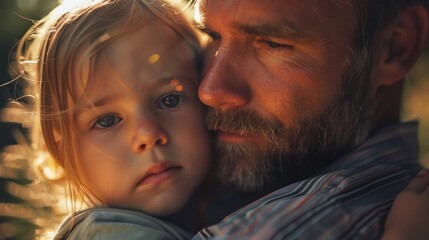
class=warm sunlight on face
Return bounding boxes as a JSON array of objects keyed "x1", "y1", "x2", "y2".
[{"x1": 67, "y1": 19, "x2": 211, "y2": 217}]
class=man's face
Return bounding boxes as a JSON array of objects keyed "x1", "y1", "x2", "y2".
[{"x1": 196, "y1": 0, "x2": 374, "y2": 191}]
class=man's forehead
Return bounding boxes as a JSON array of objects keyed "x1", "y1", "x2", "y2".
[
  {"x1": 196, "y1": 0, "x2": 284, "y2": 15},
  {"x1": 194, "y1": 0, "x2": 355, "y2": 32},
  {"x1": 195, "y1": 0, "x2": 353, "y2": 11}
]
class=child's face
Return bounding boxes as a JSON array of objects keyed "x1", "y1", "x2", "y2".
[{"x1": 68, "y1": 19, "x2": 211, "y2": 216}]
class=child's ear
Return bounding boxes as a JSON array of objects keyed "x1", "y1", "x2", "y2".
[
  {"x1": 53, "y1": 130, "x2": 62, "y2": 143},
  {"x1": 38, "y1": 130, "x2": 65, "y2": 181},
  {"x1": 372, "y1": 4, "x2": 429, "y2": 88},
  {"x1": 52, "y1": 130, "x2": 63, "y2": 153}
]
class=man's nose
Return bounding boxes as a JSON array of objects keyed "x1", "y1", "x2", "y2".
[
  {"x1": 198, "y1": 45, "x2": 251, "y2": 111},
  {"x1": 131, "y1": 117, "x2": 168, "y2": 153}
]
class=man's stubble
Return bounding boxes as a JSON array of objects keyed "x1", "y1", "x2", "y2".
[{"x1": 205, "y1": 51, "x2": 374, "y2": 192}]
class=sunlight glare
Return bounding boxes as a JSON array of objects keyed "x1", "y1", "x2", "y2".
[{"x1": 57, "y1": 0, "x2": 89, "y2": 13}]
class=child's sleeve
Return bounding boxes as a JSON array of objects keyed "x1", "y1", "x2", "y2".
[{"x1": 55, "y1": 207, "x2": 192, "y2": 240}]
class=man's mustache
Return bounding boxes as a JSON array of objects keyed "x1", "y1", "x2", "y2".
[{"x1": 205, "y1": 108, "x2": 285, "y2": 144}]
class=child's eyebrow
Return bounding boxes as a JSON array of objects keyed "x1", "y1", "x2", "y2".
[
  {"x1": 154, "y1": 75, "x2": 198, "y2": 89},
  {"x1": 73, "y1": 94, "x2": 123, "y2": 117},
  {"x1": 169, "y1": 75, "x2": 196, "y2": 83},
  {"x1": 86, "y1": 94, "x2": 123, "y2": 108},
  {"x1": 73, "y1": 75, "x2": 196, "y2": 113}
]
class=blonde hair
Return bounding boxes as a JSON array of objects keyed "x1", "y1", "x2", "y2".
[{"x1": 16, "y1": 0, "x2": 202, "y2": 210}]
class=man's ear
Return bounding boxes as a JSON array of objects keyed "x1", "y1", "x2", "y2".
[{"x1": 372, "y1": 4, "x2": 429, "y2": 88}]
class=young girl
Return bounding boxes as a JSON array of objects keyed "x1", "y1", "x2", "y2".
[{"x1": 16, "y1": 0, "x2": 211, "y2": 238}]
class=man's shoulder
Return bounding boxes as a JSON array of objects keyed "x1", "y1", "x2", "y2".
[
  {"x1": 195, "y1": 163, "x2": 420, "y2": 240},
  {"x1": 54, "y1": 207, "x2": 191, "y2": 240}
]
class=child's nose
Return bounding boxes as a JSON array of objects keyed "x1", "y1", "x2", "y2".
[{"x1": 131, "y1": 118, "x2": 168, "y2": 153}]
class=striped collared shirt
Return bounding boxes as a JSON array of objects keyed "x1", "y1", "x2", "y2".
[{"x1": 194, "y1": 121, "x2": 421, "y2": 240}]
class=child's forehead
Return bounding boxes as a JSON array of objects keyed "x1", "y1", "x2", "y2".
[
  {"x1": 102, "y1": 22, "x2": 196, "y2": 77},
  {"x1": 69, "y1": 20, "x2": 198, "y2": 103},
  {"x1": 106, "y1": 19, "x2": 194, "y2": 56},
  {"x1": 77, "y1": 18, "x2": 193, "y2": 69}
]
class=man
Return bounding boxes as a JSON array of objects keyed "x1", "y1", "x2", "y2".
[{"x1": 193, "y1": 0, "x2": 429, "y2": 239}]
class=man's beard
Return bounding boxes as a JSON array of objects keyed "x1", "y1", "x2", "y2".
[{"x1": 205, "y1": 55, "x2": 374, "y2": 192}]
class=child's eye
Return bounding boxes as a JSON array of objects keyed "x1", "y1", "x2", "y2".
[
  {"x1": 92, "y1": 115, "x2": 122, "y2": 129},
  {"x1": 158, "y1": 92, "x2": 182, "y2": 109}
]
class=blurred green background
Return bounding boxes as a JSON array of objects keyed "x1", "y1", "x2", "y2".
[
  {"x1": 0, "y1": 1, "x2": 71, "y2": 239},
  {"x1": 0, "y1": 0, "x2": 428, "y2": 239}
]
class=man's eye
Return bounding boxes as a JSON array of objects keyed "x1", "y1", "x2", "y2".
[
  {"x1": 256, "y1": 38, "x2": 294, "y2": 52},
  {"x1": 92, "y1": 115, "x2": 122, "y2": 129},
  {"x1": 264, "y1": 40, "x2": 293, "y2": 50},
  {"x1": 158, "y1": 92, "x2": 182, "y2": 109}
]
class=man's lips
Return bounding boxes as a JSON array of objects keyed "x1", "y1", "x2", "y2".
[
  {"x1": 216, "y1": 130, "x2": 256, "y2": 143},
  {"x1": 137, "y1": 162, "x2": 181, "y2": 188}
]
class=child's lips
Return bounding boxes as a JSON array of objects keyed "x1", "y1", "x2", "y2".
[{"x1": 137, "y1": 162, "x2": 182, "y2": 188}]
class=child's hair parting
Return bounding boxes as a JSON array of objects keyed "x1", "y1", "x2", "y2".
[{"x1": 16, "y1": 0, "x2": 202, "y2": 210}]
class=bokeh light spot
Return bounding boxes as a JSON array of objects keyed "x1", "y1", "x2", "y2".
[
  {"x1": 170, "y1": 79, "x2": 179, "y2": 86},
  {"x1": 175, "y1": 85, "x2": 184, "y2": 92},
  {"x1": 148, "y1": 54, "x2": 160, "y2": 64}
]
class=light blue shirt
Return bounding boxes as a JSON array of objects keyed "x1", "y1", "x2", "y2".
[{"x1": 54, "y1": 207, "x2": 192, "y2": 240}]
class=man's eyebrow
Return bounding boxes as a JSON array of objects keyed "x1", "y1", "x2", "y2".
[
  {"x1": 234, "y1": 21, "x2": 310, "y2": 40},
  {"x1": 194, "y1": 19, "x2": 315, "y2": 42}
]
